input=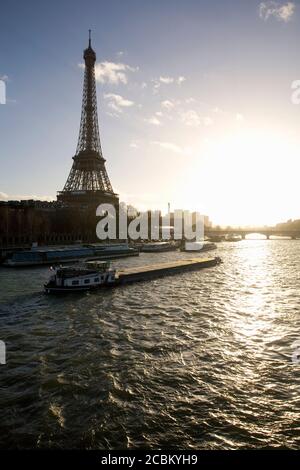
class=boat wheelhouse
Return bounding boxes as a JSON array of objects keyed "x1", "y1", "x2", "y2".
[{"x1": 44, "y1": 261, "x2": 116, "y2": 293}]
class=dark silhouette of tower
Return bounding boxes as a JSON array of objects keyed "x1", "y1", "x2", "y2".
[{"x1": 57, "y1": 31, "x2": 118, "y2": 208}]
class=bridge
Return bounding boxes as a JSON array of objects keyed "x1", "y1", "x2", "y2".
[{"x1": 205, "y1": 227, "x2": 300, "y2": 240}]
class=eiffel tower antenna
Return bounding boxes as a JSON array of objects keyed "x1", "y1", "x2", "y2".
[{"x1": 58, "y1": 32, "x2": 118, "y2": 207}]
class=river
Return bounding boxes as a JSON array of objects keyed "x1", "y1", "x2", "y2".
[{"x1": 0, "y1": 239, "x2": 300, "y2": 449}]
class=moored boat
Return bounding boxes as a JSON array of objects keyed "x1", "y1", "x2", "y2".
[
  {"x1": 3, "y1": 243, "x2": 138, "y2": 267},
  {"x1": 224, "y1": 234, "x2": 242, "y2": 242},
  {"x1": 140, "y1": 241, "x2": 177, "y2": 252},
  {"x1": 181, "y1": 241, "x2": 217, "y2": 252},
  {"x1": 207, "y1": 235, "x2": 224, "y2": 242}
]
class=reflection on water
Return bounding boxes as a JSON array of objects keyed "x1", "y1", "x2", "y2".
[{"x1": 0, "y1": 240, "x2": 300, "y2": 449}]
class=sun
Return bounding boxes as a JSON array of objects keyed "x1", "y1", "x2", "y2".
[{"x1": 178, "y1": 128, "x2": 300, "y2": 227}]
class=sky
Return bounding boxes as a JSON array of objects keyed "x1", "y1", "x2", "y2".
[{"x1": 1, "y1": 0, "x2": 300, "y2": 226}]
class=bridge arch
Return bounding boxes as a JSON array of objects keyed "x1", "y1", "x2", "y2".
[{"x1": 244, "y1": 233, "x2": 268, "y2": 240}]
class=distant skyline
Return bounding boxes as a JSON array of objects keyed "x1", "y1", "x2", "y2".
[{"x1": 1, "y1": 0, "x2": 300, "y2": 225}]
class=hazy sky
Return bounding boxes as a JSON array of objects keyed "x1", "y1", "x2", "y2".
[{"x1": 1, "y1": 0, "x2": 300, "y2": 225}]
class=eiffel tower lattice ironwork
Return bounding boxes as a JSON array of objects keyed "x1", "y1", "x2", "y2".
[{"x1": 58, "y1": 31, "x2": 117, "y2": 206}]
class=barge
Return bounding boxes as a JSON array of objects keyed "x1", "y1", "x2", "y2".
[
  {"x1": 3, "y1": 243, "x2": 138, "y2": 267},
  {"x1": 44, "y1": 257, "x2": 222, "y2": 293},
  {"x1": 117, "y1": 257, "x2": 221, "y2": 284}
]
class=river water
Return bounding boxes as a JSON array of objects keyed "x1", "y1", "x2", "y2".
[{"x1": 0, "y1": 239, "x2": 300, "y2": 449}]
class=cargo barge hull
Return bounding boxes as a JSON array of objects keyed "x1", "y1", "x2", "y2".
[{"x1": 116, "y1": 257, "x2": 221, "y2": 285}]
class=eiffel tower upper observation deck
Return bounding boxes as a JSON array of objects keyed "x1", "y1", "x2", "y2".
[{"x1": 57, "y1": 31, "x2": 118, "y2": 207}]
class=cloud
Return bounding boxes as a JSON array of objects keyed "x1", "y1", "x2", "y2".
[
  {"x1": 145, "y1": 116, "x2": 161, "y2": 126},
  {"x1": 130, "y1": 141, "x2": 139, "y2": 149},
  {"x1": 78, "y1": 61, "x2": 138, "y2": 85},
  {"x1": 151, "y1": 141, "x2": 192, "y2": 155},
  {"x1": 180, "y1": 109, "x2": 202, "y2": 127},
  {"x1": 180, "y1": 110, "x2": 214, "y2": 127},
  {"x1": 159, "y1": 76, "x2": 174, "y2": 84},
  {"x1": 161, "y1": 99, "x2": 176, "y2": 110},
  {"x1": 152, "y1": 75, "x2": 186, "y2": 91},
  {"x1": 0, "y1": 192, "x2": 54, "y2": 201},
  {"x1": 259, "y1": 1, "x2": 295, "y2": 22},
  {"x1": 104, "y1": 93, "x2": 134, "y2": 113},
  {"x1": 185, "y1": 97, "x2": 196, "y2": 104},
  {"x1": 177, "y1": 76, "x2": 186, "y2": 85}
]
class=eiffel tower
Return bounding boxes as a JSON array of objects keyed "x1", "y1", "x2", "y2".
[{"x1": 58, "y1": 31, "x2": 118, "y2": 207}]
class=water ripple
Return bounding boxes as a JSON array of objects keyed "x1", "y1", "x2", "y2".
[{"x1": 0, "y1": 240, "x2": 300, "y2": 448}]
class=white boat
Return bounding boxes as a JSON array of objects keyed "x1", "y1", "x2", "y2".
[
  {"x1": 181, "y1": 241, "x2": 217, "y2": 252},
  {"x1": 44, "y1": 261, "x2": 116, "y2": 293},
  {"x1": 224, "y1": 234, "x2": 242, "y2": 242}
]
